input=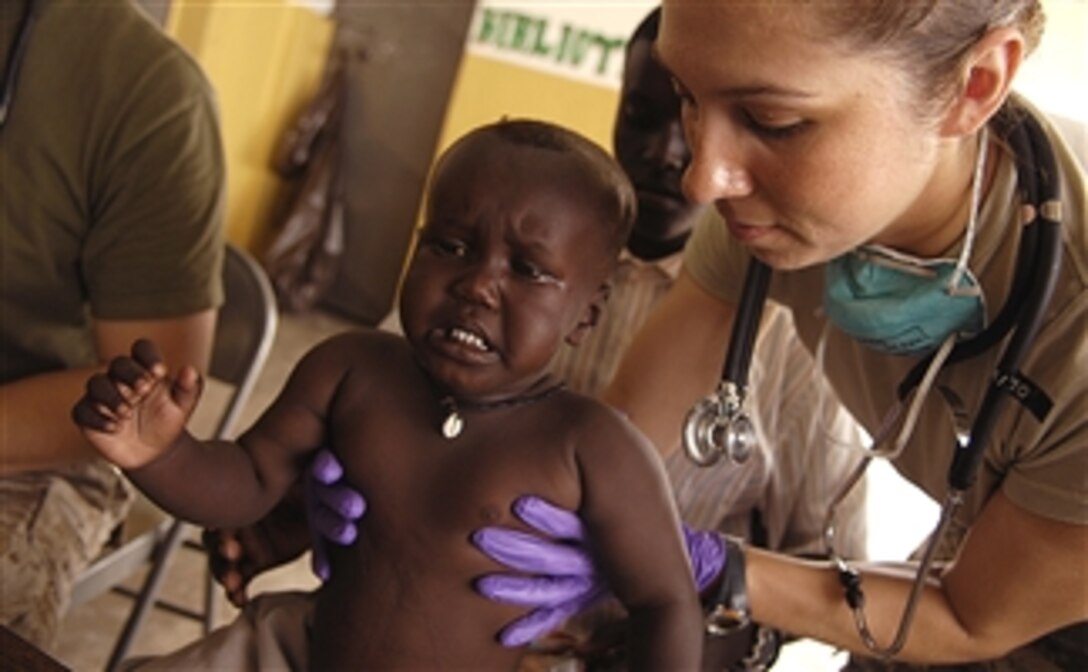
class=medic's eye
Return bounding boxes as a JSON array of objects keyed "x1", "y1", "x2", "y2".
[{"x1": 742, "y1": 109, "x2": 810, "y2": 140}]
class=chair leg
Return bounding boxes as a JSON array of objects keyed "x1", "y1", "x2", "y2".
[{"x1": 105, "y1": 519, "x2": 189, "y2": 672}]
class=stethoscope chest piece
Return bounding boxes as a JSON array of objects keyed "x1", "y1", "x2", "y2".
[
  {"x1": 682, "y1": 381, "x2": 757, "y2": 466},
  {"x1": 683, "y1": 259, "x2": 771, "y2": 468}
]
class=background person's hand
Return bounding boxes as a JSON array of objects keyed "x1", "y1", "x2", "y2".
[
  {"x1": 203, "y1": 480, "x2": 311, "y2": 607},
  {"x1": 473, "y1": 495, "x2": 727, "y2": 647}
]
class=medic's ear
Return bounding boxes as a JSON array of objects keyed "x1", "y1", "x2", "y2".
[
  {"x1": 940, "y1": 26, "x2": 1025, "y2": 138},
  {"x1": 565, "y1": 282, "x2": 611, "y2": 346}
]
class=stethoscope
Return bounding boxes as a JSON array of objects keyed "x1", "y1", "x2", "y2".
[{"x1": 682, "y1": 103, "x2": 1064, "y2": 657}]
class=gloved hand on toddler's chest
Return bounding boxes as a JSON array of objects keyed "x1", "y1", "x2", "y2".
[{"x1": 307, "y1": 454, "x2": 727, "y2": 646}]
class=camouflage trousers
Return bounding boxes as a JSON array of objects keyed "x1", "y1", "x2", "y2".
[{"x1": 0, "y1": 460, "x2": 131, "y2": 651}]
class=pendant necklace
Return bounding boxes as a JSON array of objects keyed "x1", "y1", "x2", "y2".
[{"x1": 437, "y1": 382, "x2": 566, "y2": 439}]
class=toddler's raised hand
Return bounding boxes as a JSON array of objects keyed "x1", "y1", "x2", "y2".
[{"x1": 72, "y1": 338, "x2": 202, "y2": 469}]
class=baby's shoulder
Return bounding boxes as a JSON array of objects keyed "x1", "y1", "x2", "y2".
[
  {"x1": 309, "y1": 328, "x2": 409, "y2": 359},
  {"x1": 554, "y1": 390, "x2": 652, "y2": 456},
  {"x1": 297, "y1": 328, "x2": 413, "y2": 381}
]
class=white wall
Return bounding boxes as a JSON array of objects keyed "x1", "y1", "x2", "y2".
[{"x1": 1015, "y1": 0, "x2": 1088, "y2": 163}]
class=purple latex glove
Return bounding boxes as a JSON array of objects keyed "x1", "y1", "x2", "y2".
[
  {"x1": 306, "y1": 448, "x2": 366, "y2": 580},
  {"x1": 473, "y1": 495, "x2": 726, "y2": 647}
]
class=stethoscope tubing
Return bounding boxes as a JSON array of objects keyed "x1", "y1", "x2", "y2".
[
  {"x1": 722, "y1": 258, "x2": 772, "y2": 386},
  {"x1": 950, "y1": 111, "x2": 1063, "y2": 490}
]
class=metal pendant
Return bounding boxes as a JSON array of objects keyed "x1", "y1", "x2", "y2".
[{"x1": 442, "y1": 410, "x2": 464, "y2": 439}]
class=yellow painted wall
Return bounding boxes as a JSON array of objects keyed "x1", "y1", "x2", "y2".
[
  {"x1": 166, "y1": 0, "x2": 335, "y2": 251},
  {"x1": 436, "y1": 53, "x2": 620, "y2": 157}
]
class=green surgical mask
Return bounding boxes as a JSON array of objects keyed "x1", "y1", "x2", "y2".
[{"x1": 823, "y1": 245, "x2": 986, "y2": 356}]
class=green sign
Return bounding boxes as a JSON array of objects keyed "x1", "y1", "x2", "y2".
[{"x1": 473, "y1": 8, "x2": 628, "y2": 78}]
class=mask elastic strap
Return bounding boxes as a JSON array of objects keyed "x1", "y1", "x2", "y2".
[
  {"x1": 948, "y1": 128, "x2": 989, "y2": 293},
  {"x1": 812, "y1": 324, "x2": 955, "y2": 461},
  {"x1": 881, "y1": 334, "x2": 957, "y2": 460}
]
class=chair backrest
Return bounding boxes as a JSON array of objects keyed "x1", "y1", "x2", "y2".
[{"x1": 207, "y1": 243, "x2": 279, "y2": 439}]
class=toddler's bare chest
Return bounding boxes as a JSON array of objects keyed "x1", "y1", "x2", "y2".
[{"x1": 327, "y1": 386, "x2": 581, "y2": 538}]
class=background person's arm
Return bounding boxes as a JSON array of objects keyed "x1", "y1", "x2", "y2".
[
  {"x1": 0, "y1": 312, "x2": 215, "y2": 476},
  {"x1": 603, "y1": 268, "x2": 736, "y2": 456}
]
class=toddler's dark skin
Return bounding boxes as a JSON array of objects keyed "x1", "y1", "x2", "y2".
[{"x1": 73, "y1": 120, "x2": 702, "y2": 671}]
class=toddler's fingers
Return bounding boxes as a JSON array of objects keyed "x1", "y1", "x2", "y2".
[
  {"x1": 107, "y1": 356, "x2": 157, "y2": 402},
  {"x1": 71, "y1": 397, "x2": 116, "y2": 433},
  {"x1": 86, "y1": 372, "x2": 130, "y2": 416},
  {"x1": 170, "y1": 365, "x2": 204, "y2": 411},
  {"x1": 131, "y1": 338, "x2": 168, "y2": 378}
]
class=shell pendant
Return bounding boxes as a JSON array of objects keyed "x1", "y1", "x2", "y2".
[{"x1": 442, "y1": 410, "x2": 464, "y2": 439}]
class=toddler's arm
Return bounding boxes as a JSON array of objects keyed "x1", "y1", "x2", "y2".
[
  {"x1": 571, "y1": 407, "x2": 704, "y2": 670},
  {"x1": 73, "y1": 336, "x2": 343, "y2": 528}
]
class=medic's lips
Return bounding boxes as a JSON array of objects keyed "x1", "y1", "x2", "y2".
[
  {"x1": 727, "y1": 220, "x2": 775, "y2": 243},
  {"x1": 716, "y1": 204, "x2": 776, "y2": 244}
]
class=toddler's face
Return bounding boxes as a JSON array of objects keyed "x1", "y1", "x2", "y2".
[{"x1": 399, "y1": 137, "x2": 612, "y2": 402}]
